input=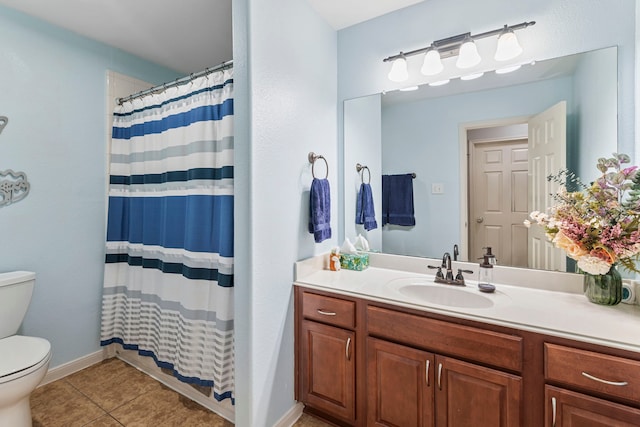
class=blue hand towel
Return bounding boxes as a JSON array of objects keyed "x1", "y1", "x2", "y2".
[
  {"x1": 308, "y1": 178, "x2": 332, "y2": 243},
  {"x1": 382, "y1": 174, "x2": 415, "y2": 226},
  {"x1": 356, "y1": 183, "x2": 377, "y2": 231}
]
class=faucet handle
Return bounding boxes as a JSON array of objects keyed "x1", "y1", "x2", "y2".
[
  {"x1": 428, "y1": 265, "x2": 445, "y2": 280},
  {"x1": 455, "y1": 269, "x2": 474, "y2": 285}
]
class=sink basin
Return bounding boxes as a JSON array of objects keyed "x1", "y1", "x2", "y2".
[{"x1": 385, "y1": 278, "x2": 497, "y2": 309}]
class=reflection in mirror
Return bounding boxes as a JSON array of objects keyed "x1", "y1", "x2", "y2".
[{"x1": 343, "y1": 47, "x2": 618, "y2": 272}]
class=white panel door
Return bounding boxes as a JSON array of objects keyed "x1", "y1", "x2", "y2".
[
  {"x1": 528, "y1": 101, "x2": 567, "y2": 271},
  {"x1": 469, "y1": 140, "x2": 529, "y2": 267}
]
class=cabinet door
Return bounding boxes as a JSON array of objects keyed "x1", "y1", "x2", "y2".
[
  {"x1": 367, "y1": 337, "x2": 435, "y2": 427},
  {"x1": 300, "y1": 320, "x2": 356, "y2": 423},
  {"x1": 546, "y1": 385, "x2": 640, "y2": 427},
  {"x1": 435, "y1": 356, "x2": 522, "y2": 427}
]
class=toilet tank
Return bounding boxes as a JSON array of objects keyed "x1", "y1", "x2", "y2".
[{"x1": 0, "y1": 271, "x2": 36, "y2": 339}]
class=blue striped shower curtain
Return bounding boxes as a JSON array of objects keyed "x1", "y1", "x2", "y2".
[{"x1": 100, "y1": 68, "x2": 234, "y2": 402}]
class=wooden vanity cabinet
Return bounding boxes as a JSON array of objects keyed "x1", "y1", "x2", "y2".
[
  {"x1": 295, "y1": 285, "x2": 640, "y2": 427},
  {"x1": 296, "y1": 289, "x2": 361, "y2": 426},
  {"x1": 367, "y1": 305, "x2": 522, "y2": 427},
  {"x1": 544, "y1": 343, "x2": 640, "y2": 426}
]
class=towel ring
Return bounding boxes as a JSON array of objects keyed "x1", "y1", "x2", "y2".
[
  {"x1": 356, "y1": 163, "x2": 371, "y2": 184},
  {"x1": 308, "y1": 152, "x2": 329, "y2": 179}
]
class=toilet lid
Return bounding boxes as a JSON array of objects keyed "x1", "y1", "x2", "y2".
[{"x1": 0, "y1": 335, "x2": 51, "y2": 378}]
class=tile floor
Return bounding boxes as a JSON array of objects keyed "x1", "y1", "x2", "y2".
[{"x1": 31, "y1": 358, "x2": 332, "y2": 427}]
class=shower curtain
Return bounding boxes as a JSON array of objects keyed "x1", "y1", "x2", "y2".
[{"x1": 100, "y1": 68, "x2": 234, "y2": 402}]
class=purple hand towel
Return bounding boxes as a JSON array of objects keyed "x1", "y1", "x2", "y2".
[{"x1": 308, "y1": 178, "x2": 332, "y2": 243}]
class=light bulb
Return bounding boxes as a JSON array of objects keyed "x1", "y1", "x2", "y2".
[
  {"x1": 494, "y1": 30, "x2": 523, "y2": 61},
  {"x1": 388, "y1": 57, "x2": 408, "y2": 82},
  {"x1": 456, "y1": 39, "x2": 481, "y2": 69},
  {"x1": 421, "y1": 50, "x2": 443, "y2": 76}
]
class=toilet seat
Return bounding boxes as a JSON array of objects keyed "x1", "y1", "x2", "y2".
[{"x1": 0, "y1": 335, "x2": 51, "y2": 383}]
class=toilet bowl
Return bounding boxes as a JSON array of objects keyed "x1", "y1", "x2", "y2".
[
  {"x1": 0, "y1": 272, "x2": 52, "y2": 427},
  {"x1": 0, "y1": 335, "x2": 51, "y2": 426}
]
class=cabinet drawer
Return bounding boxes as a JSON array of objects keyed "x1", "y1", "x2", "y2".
[
  {"x1": 302, "y1": 291, "x2": 356, "y2": 329},
  {"x1": 367, "y1": 305, "x2": 522, "y2": 372},
  {"x1": 545, "y1": 343, "x2": 640, "y2": 403}
]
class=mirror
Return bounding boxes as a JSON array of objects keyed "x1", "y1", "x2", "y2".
[{"x1": 343, "y1": 47, "x2": 618, "y2": 271}]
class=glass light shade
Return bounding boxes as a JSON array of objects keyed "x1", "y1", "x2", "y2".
[
  {"x1": 428, "y1": 79, "x2": 450, "y2": 87},
  {"x1": 460, "y1": 72, "x2": 484, "y2": 81},
  {"x1": 456, "y1": 40, "x2": 481, "y2": 69},
  {"x1": 495, "y1": 64, "x2": 522, "y2": 74},
  {"x1": 494, "y1": 31, "x2": 523, "y2": 61},
  {"x1": 421, "y1": 50, "x2": 443, "y2": 76},
  {"x1": 388, "y1": 57, "x2": 409, "y2": 82}
]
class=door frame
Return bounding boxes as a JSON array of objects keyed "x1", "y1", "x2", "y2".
[{"x1": 458, "y1": 115, "x2": 530, "y2": 262}]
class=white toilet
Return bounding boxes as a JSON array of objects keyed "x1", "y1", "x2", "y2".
[{"x1": 0, "y1": 271, "x2": 52, "y2": 427}]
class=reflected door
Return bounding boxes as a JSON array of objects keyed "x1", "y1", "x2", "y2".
[
  {"x1": 469, "y1": 140, "x2": 529, "y2": 267},
  {"x1": 528, "y1": 101, "x2": 567, "y2": 271}
]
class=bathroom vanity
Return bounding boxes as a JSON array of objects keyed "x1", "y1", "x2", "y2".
[{"x1": 293, "y1": 254, "x2": 640, "y2": 427}]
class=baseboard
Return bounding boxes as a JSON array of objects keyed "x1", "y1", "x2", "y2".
[
  {"x1": 273, "y1": 402, "x2": 304, "y2": 427},
  {"x1": 115, "y1": 347, "x2": 235, "y2": 423},
  {"x1": 39, "y1": 348, "x2": 109, "y2": 386}
]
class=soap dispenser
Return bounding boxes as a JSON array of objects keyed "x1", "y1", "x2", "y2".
[{"x1": 478, "y1": 247, "x2": 496, "y2": 293}]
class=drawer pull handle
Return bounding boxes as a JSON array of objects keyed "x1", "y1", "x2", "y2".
[
  {"x1": 437, "y1": 363, "x2": 443, "y2": 390},
  {"x1": 317, "y1": 309, "x2": 337, "y2": 316},
  {"x1": 551, "y1": 397, "x2": 556, "y2": 427},
  {"x1": 581, "y1": 371, "x2": 628, "y2": 386},
  {"x1": 425, "y1": 360, "x2": 430, "y2": 386},
  {"x1": 346, "y1": 337, "x2": 352, "y2": 360}
]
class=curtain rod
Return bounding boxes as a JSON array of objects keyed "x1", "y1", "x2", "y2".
[{"x1": 116, "y1": 59, "x2": 234, "y2": 105}]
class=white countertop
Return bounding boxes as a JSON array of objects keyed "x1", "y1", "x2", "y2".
[{"x1": 294, "y1": 254, "x2": 640, "y2": 354}]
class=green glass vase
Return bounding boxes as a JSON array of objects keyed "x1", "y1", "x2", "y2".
[{"x1": 583, "y1": 265, "x2": 622, "y2": 306}]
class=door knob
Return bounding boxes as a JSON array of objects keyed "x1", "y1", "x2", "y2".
[{"x1": 476, "y1": 217, "x2": 484, "y2": 223}]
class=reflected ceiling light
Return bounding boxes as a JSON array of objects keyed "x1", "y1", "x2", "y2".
[
  {"x1": 399, "y1": 86, "x2": 419, "y2": 91},
  {"x1": 388, "y1": 55, "x2": 408, "y2": 82},
  {"x1": 383, "y1": 21, "x2": 535, "y2": 82},
  {"x1": 495, "y1": 27, "x2": 523, "y2": 61},
  {"x1": 456, "y1": 37, "x2": 481, "y2": 69},
  {"x1": 460, "y1": 72, "x2": 484, "y2": 81},
  {"x1": 421, "y1": 50, "x2": 443, "y2": 76},
  {"x1": 495, "y1": 64, "x2": 522, "y2": 74},
  {"x1": 428, "y1": 79, "x2": 450, "y2": 87}
]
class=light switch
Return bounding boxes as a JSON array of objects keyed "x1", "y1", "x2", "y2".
[{"x1": 432, "y1": 183, "x2": 444, "y2": 194}]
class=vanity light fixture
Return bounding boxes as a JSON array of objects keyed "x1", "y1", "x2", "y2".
[{"x1": 383, "y1": 21, "x2": 535, "y2": 82}]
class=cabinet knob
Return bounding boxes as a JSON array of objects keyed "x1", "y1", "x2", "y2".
[{"x1": 476, "y1": 217, "x2": 484, "y2": 223}]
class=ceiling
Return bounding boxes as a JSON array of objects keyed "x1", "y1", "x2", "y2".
[{"x1": 0, "y1": 0, "x2": 423, "y2": 76}]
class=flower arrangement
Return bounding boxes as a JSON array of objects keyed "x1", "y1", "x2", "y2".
[{"x1": 525, "y1": 153, "x2": 640, "y2": 275}]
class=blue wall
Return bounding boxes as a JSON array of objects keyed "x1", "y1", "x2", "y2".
[
  {"x1": 0, "y1": 6, "x2": 180, "y2": 367},
  {"x1": 233, "y1": 0, "x2": 337, "y2": 425}
]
